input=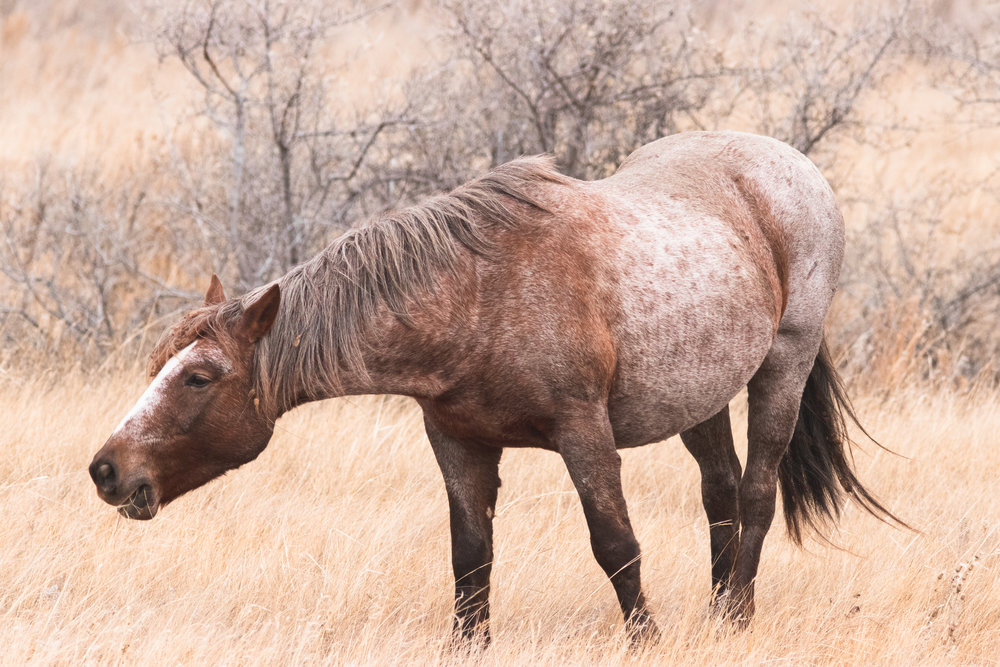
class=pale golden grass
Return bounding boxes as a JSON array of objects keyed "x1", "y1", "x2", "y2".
[
  {"x1": 0, "y1": 8, "x2": 184, "y2": 180},
  {"x1": 2, "y1": 368, "x2": 998, "y2": 664}
]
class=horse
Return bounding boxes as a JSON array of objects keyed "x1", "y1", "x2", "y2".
[{"x1": 89, "y1": 131, "x2": 900, "y2": 643}]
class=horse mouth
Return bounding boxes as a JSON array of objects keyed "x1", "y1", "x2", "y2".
[{"x1": 117, "y1": 484, "x2": 159, "y2": 520}]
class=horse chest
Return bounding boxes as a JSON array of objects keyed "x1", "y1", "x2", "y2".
[{"x1": 419, "y1": 395, "x2": 556, "y2": 450}]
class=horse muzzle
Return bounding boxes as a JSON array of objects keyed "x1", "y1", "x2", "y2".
[{"x1": 89, "y1": 457, "x2": 160, "y2": 520}]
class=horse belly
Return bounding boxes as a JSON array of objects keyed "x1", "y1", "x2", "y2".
[{"x1": 603, "y1": 214, "x2": 778, "y2": 448}]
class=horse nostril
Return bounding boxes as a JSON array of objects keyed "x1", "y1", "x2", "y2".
[{"x1": 89, "y1": 459, "x2": 118, "y2": 495}]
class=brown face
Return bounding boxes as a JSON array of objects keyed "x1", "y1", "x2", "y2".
[{"x1": 89, "y1": 278, "x2": 280, "y2": 519}]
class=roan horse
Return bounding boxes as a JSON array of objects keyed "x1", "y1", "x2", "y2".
[{"x1": 90, "y1": 131, "x2": 900, "y2": 643}]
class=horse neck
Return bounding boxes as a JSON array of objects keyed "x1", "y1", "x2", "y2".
[
  {"x1": 347, "y1": 278, "x2": 474, "y2": 399},
  {"x1": 288, "y1": 254, "x2": 476, "y2": 403}
]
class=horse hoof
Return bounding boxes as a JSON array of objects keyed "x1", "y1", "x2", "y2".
[
  {"x1": 626, "y1": 615, "x2": 662, "y2": 646},
  {"x1": 708, "y1": 592, "x2": 755, "y2": 630},
  {"x1": 452, "y1": 622, "x2": 491, "y2": 651}
]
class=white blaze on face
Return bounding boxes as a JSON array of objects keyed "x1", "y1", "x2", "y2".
[{"x1": 112, "y1": 341, "x2": 197, "y2": 439}]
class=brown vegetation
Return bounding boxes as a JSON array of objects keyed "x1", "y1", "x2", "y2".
[{"x1": 3, "y1": 0, "x2": 1000, "y2": 387}]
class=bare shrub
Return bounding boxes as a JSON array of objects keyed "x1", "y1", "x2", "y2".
[
  {"x1": 4, "y1": 0, "x2": 1000, "y2": 389},
  {"x1": 409, "y1": 0, "x2": 727, "y2": 181},
  {"x1": 832, "y1": 174, "x2": 1000, "y2": 390},
  {"x1": 151, "y1": 0, "x2": 413, "y2": 290},
  {"x1": 819, "y1": 2, "x2": 1000, "y2": 388},
  {"x1": 0, "y1": 161, "x2": 195, "y2": 364},
  {"x1": 734, "y1": 4, "x2": 909, "y2": 161}
]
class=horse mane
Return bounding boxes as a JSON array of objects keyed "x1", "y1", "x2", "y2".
[{"x1": 150, "y1": 155, "x2": 572, "y2": 417}]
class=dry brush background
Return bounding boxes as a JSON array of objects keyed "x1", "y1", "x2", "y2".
[{"x1": 1, "y1": 0, "x2": 1000, "y2": 663}]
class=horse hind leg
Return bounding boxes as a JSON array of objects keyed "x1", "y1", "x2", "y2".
[
  {"x1": 730, "y1": 327, "x2": 822, "y2": 622},
  {"x1": 555, "y1": 402, "x2": 660, "y2": 643},
  {"x1": 680, "y1": 406, "x2": 742, "y2": 606}
]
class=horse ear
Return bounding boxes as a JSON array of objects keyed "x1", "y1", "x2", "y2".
[
  {"x1": 205, "y1": 273, "x2": 226, "y2": 306},
  {"x1": 236, "y1": 284, "x2": 280, "y2": 342}
]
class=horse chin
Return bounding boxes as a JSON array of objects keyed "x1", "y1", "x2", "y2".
[{"x1": 117, "y1": 483, "x2": 159, "y2": 520}]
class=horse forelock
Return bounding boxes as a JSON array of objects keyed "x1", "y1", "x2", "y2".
[{"x1": 147, "y1": 302, "x2": 244, "y2": 378}]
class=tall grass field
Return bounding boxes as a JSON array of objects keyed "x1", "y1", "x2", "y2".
[{"x1": 2, "y1": 372, "x2": 998, "y2": 663}]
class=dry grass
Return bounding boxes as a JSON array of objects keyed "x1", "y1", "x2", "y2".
[{"x1": 2, "y1": 369, "x2": 998, "y2": 664}]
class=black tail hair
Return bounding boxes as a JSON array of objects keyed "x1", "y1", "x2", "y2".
[{"x1": 778, "y1": 341, "x2": 908, "y2": 543}]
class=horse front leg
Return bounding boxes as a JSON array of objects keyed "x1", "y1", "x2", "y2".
[
  {"x1": 424, "y1": 417, "x2": 502, "y2": 645},
  {"x1": 555, "y1": 402, "x2": 660, "y2": 643},
  {"x1": 680, "y1": 406, "x2": 742, "y2": 606}
]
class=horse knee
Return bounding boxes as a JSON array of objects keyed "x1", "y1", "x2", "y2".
[{"x1": 591, "y1": 530, "x2": 641, "y2": 580}]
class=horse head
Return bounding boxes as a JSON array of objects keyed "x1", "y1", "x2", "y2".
[{"x1": 89, "y1": 275, "x2": 280, "y2": 519}]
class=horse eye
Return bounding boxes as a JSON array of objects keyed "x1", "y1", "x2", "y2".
[{"x1": 185, "y1": 373, "x2": 212, "y2": 388}]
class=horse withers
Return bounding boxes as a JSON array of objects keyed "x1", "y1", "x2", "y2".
[{"x1": 90, "y1": 131, "x2": 901, "y2": 643}]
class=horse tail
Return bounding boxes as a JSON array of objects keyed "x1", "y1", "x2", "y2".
[{"x1": 777, "y1": 340, "x2": 906, "y2": 544}]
